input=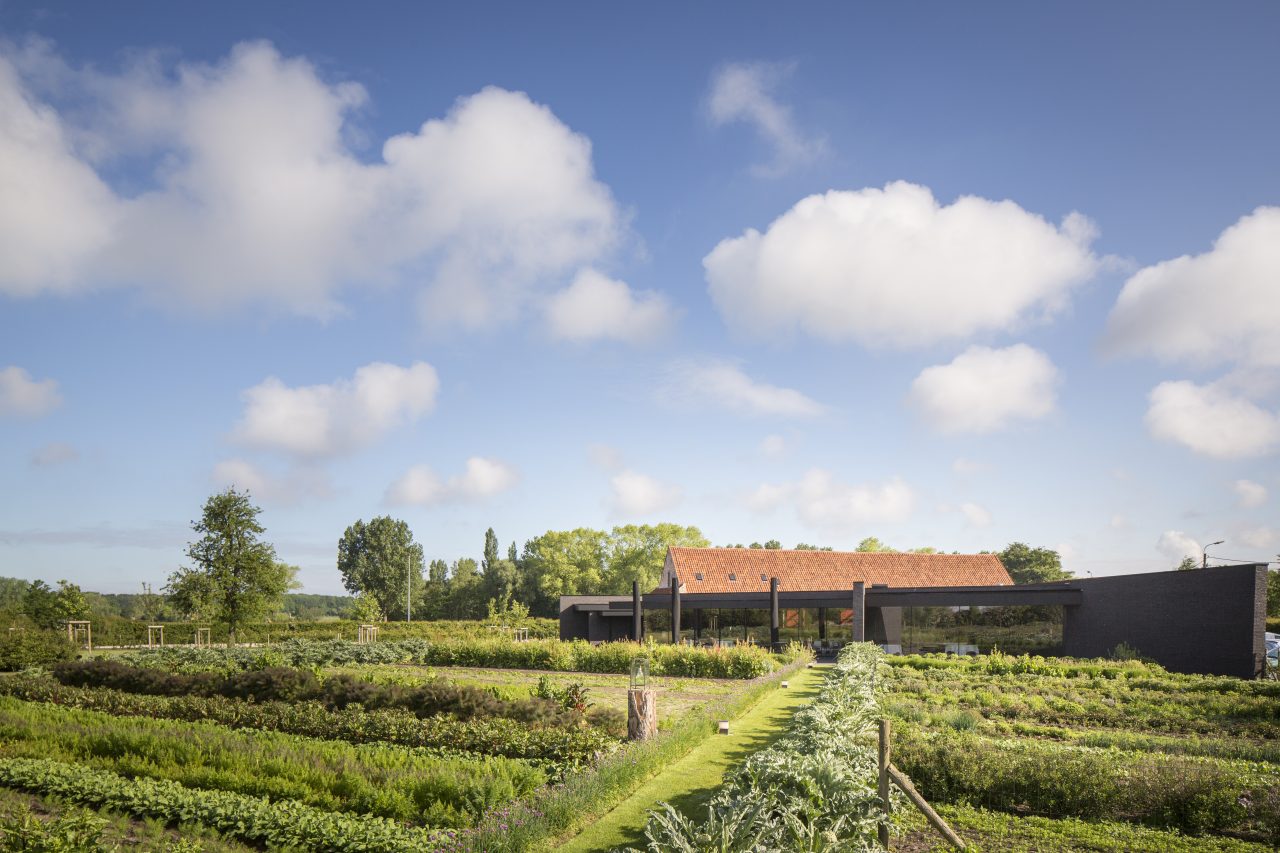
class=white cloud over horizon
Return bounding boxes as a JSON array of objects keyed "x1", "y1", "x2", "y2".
[
  {"x1": 1156, "y1": 530, "x2": 1202, "y2": 563},
  {"x1": 707, "y1": 61, "x2": 825, "y2": 176},
  {"x1": 1234, "y1": 479, "x2": 1268, "y2": 509},
  {"x1": 663, "y1": 359, "x2": 825, "y2": 417},
  {"x1": 0, "y1": 366, "x2": 62, "y2": 418},
  {"x1": 0, "y1": 41, "x2": 623, "y2": 329},
  {"x1": 385, "y1": 457, "x2": 519, "y2": 507},
  {"x1": 545, "y1": 268, "x2": 676, "y2": 344},
  {"x1": 748, "y1": 469, "x2": 915, "y2": 531},
  {"x1": 909, "y1": 344, "x2": 1059, "y2": 433},
  {"x1": 704, "y1": 182, "x2": 1099, "y2": 348},
  {"x1": 1145, "y1": 380, "x2": 1280, "y2": 459},
  {"x1": 608, "y1": 469, "x2": 682, "y2": 517},
  {"x1": 212, "y1": 458, "x2": 333, "y2": 505},
  {"x1": 233, "y1": 361, "x2": 439, "y2": 459}
]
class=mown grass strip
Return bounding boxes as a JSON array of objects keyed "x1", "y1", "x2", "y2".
[{"x1": 558, "y1": 663, "x2": 828, "y2": 853}]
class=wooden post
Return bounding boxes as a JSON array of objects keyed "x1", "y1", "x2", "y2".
[
  {"x1": 627, "y1": 689, "x2": 657, "y2": 740},
  {"x1": 878, "y1": 718, "x2": 891, "y2": 848},
  {"x1": 888, "y1": 765, "x2": 966, "y2": 849},
  {"x1": 769, "y1": 577, "x2": 780, "y2": 650}
]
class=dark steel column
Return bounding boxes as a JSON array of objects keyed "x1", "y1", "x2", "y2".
[
  {"x1": 770, "y1": 577, "x2": 780, "y2": 649},
  {"x1": 670, "y1": 576, "x2": 681, "y2": 644},
  {"x1": 694, "y1": 607, "x2": 702, "y2": 640},
  {"x1": 852, "y1": 581, "x2": 866, "y2": 642},
  {"x1": 632, "y1": 580, "x2": 642, "y2": 642},
  {"x1": 818, "y1": 606, "x2": 827, "y2": 640}
]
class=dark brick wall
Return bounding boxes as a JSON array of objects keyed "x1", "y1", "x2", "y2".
[{"x1": 1062, "y1": 564, "x2": 1266, "y2": 678}]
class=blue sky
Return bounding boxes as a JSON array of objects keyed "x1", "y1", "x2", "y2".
[{"x1": 2, "y1": 2, "x2": 1278, "y2": 594}]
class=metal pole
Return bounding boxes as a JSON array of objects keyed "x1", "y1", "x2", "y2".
[
  {"x1": 770, "y1": 577, "x2": 780, "y2": 650},
  {"x1": 671, "y1": 576, "x2": 681, "y2": 644},
  {"x1": 406, "y1": 557, "x2": 411, "y2": 622},
  {"x1": 632, "y1": 580, "x2": 642, "y2": 642}
]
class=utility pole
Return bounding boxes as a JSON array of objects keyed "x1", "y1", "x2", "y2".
[{"x1": 406, "y1": 556, "x2": 412, "y2": 622}]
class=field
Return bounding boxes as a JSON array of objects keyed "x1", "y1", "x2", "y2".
[{"x1": 0, "y1": 632, "x2": 809, "y2": 851}]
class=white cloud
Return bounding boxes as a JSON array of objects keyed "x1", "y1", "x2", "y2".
[
  {"x1": 0, "y1": 42, "x2": 622, "y2": 328},
  {"x1": 587, "y1": 443, "x2": 625, "y2": 471},
  {"x1": 385, "y1": 456, "x2": 519, "y2": 507},
  {"x1": 664, "y1": 359, "x2": 824, "y2": 417},
  {"x1": 1234, "y1": 479, "x2": 1268, "y2": 509},
  {"x1": 1238, "y1": 527, "x2": 1278, "y2": 550},
  {"x1": 1104, "y1": 207, "x2": 1280, "y2": 370},
  {"x1": 959, "y1": 502, "x2": 992, "y2": 528},
  {"x1": 545, "y1": 268, "x2": 675, "y2": 343},
  {"x1": 212, "y1": 458, "x2": 331, "y2": 505},
  {"x1": 748, "y1": 469, "x2": 914, "y2": 530},
  {"x1": 608, "y1": 470, "x2": 682, "y2": 517},
  {"x1": 707, "y1": 61, "x2": 824, "y2": 176},
  {"x1": 759, "y1": 434, "x2": 788, "y2": 458},
  {"x1": 1145, "y1": 380, "x2": 1280, "y2": 459},
  {"x1": 0, "y1": 366, "x2": 62, "y2": 417},
  {"x1": 30, "y1": 442, "x2": 78, "y2": 466},
  {"x1": 909, "y1": 345, "x2": 1059, "y2": 433},
  {"x1": 1156, "y1": 530, "x2": 1201, "y2": 563},
  {"x1": 233, "y1": 361, "x2": 439, "y2": 458},
  {"x1": 704, "y1": 182, "x2": 1098, "y2": 347}
]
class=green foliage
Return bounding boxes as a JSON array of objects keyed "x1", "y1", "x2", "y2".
[
  {"x1": 337, "y1": 516, "x2": 425, "y2": 622},
  {"x1": 856, "y1": 537, "x2": 893, "y2": 552},
  {"x1": 21, "y1": 581, "x2": 89, "y2": 630},
  {"x1": 0, "y1": 758, "x2": 450, "y2": 852},
  {"x1": 1268, "y1": 569, "x2": 1279, "y2": 618},
  {"x1": 997, "y1": 542, "x2": 1073, "y2": 584},
  {"x1": 0, "y1": 808, "x2": 116, "y2": 852},
  {"x1": 1178, "y1": 556, "x2": 1201, "y2": 571},
  {"x1": 0, "y1": 629, "x2": 77, "y2": 672},
  {"x1": 167, "y1": 489, "x2": 295, "y2": 643},
  {"x1": 634, "y1": 643, "x2": 894, "y2": 851},
  {"x1": 350, "y1": 593, "x2": 384, "y2": 624}
]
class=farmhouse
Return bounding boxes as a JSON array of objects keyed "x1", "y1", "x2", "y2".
[{"x1": 559, "y1": 546, "x2": 1271, "y2": 678}]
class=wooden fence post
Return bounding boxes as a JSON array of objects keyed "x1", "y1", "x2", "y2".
[{"x1": 878, "y1": 718, "x2": 891, "y2": 848}]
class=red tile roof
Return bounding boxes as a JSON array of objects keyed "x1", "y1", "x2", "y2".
[{"x1": 659, "y1": 547, "x2": 1012, "y2": 593}]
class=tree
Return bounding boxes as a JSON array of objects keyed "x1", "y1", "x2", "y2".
[
  {"x1": 167, "y1": 489, "x2": 296, "y2": 644},
  {"x1": 447, "y1": 558, "x2": 485, "y2": 619},
  {"x1": 420, "y1": 559, "x2": 451, "y2": 620},
  {"x1": 519, "y1": 528, "x2": 610, "y2": 616},
  {"x1": 605, "y1": 524, "x2": 710, "y2": 593},
  {"x1": 856, "y1": 537, "x2": 894, "y2": 553},
  {"x1": 997, "y1": 542, "x2": 1073, "y2": 584},
  {"x1": 350, "y1": 593, "x2": 384, "y2": 623},
  {"x1": 337, "y1": 517, "x2": 424, "y2": 621},
  {"x1": 22, "y1": 580, "x2": 89, "y2": 630},
  {"x1": 1176, "y1": 556, "x2": 1199, "y2": 571},
  {"x1": 480, "y1": 528, "x2": 519, "y2": 608},
  {"x1": 795, "y1": 543, "x2": 833, "y2": 551}
]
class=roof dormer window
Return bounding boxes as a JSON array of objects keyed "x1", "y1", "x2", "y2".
[
  {"x1": 761, "y1": 574, "x2": 767, "y2": 581},
  {"x1": 695, "y1": 572, "x2": 703, "y2": 581},
  {"x1": 728, "y1": 573, "x2": 736, "y2": 581}
]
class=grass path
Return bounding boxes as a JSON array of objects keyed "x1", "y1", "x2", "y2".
[{"x1": 557, "y1": 664, "x2": 828, "y2": 853}]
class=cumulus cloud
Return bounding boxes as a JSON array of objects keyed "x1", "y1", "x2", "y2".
[
  {"x1": 386, "y1": 457, "x2": 519, "y2": 507},
  {"x1": 233, "y1": 362, "x2": 439, "y2": 459},
  {"x1": 0, "y1": 366, "x2": 62, "y2": 417},
  {"x1": 707, "y1": 61, "x2": 824, "y2": 176},
  {"x1": 0, "y1": 42, "x2": 622, "y2": 327},
  {"x1": 748, "y1": 469, "x2": 914, "y2": 530},
  {"x1": 29, "y1": 442, "x2": 78, "y2": 466},
  {"x1": 704, "y1": 182, "x2": 1098, "y2": 347},
  {"x1": 1104, "y1": 207, "x2": 1280, "y2": 370},
  {"x1": 211, "y1": 458, "x2": 332, "y2": 505},
  {"x1": 909, "y1": 345, "x2": 1059, "y2": 433},
  {"x1": 545, "y1": 269, "x2": 675, "y2": 343},
  {"x1": 663, "y1": 359, "x2": 824, "y2": 417},
  {"x1": 1234, "y1": 479, "x2": 1268, "y2": 509},
  {"x1": 608, "y1": 469, "x2": 683, "y2": 517},
  {"x1": 1156, "y1": 530, "x2": 1202, "y2": 563},
  {"x1": 959, "y1": 502, "x2": 993, "y2": 528},
  {"x1": 1145, "y1": 380, "x2": 1280, "y2": 459}
]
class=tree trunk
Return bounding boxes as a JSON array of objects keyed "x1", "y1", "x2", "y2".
[{"x1": 627, "y1": 689, "x2": 657, "y2": 741}]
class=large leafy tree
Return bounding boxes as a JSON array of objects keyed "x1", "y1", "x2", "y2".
[
  {"x1": 337, "y1": 517, "x2": 424, "y2": 621},
  {"x1": 167, "y1": 489, "x2": 296, "y2": 644},
  {"x1": 606, "y1": 524, "x2": 710, "y2": 592},
  {"x1": 997, "y1": 542, "x2": 1073, "y2": 584},
  {"x1": 519, "y1": 528, "x2": 610, "y2": 615},
  {"x1": 480, "y1": 527, "x2": 520, "y2": 608},
  {"x1": 21, "y1": 580, "x2": 90, "y2": 629}
]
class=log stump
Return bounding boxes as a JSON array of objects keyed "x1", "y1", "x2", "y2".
[{"x1": 628, "y1": 688, "x2": 657, "y2": 740}]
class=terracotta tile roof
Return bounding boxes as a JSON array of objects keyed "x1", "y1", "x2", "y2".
[{"x1": 659, "y1": 547, "x2": 1012, "y2": 593}]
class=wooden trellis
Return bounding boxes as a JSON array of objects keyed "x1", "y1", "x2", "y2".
[
  {"x1": 357, "y1": 624, "x2": 380, "y2": 644},
  {"x1": 147, "y1": 625, "x2": 165, "y2": 648},
  {"x1": 66, "y1": 620, "x2": 92, "y2": 651},
  {"x1": 192, "y1": 627, "x2": 212, "y2": 647}
]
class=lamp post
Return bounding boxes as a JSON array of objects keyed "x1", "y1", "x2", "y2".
[
  {"x1": 1203, "y1": 540, "x2": 1224, "y2": 569},
  {"x1": 406, "y1": 557, "x2": 412, "y2": 622}
]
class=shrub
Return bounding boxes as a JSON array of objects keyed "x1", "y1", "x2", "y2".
[{"x1": 0, "y1": 629, "x2": 77, "y2": 672}]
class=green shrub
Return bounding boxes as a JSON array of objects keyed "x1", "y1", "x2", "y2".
[
  {"x1": 0, "y1": 808, "x2": 116, "y2": 852},
  {"x1": 0, "y1": 630, "x2": 76, "y2": 672}
]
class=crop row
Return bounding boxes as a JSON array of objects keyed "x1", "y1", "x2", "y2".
[
  {"x1": 0, "y1": 757, "x2": 449, "y2": 853},
  {"x1": 121, "y1": 636, "x2": 797, "y2": 679},
  {"x1": 78, "y1": 617, "x2": 561, "y2": 647},
  {"x1": 54, "y1": 659, "x2": 582, "y2": 728},
  {"x1": 892, "y1": 725, "x2": 1280, "y2": 842},
  {"x1": 0, "y1": 695, "x2": 544, "y2": 827},
  {"x1": 0, "y1": 676, "x2": 616, "y2": 771},
  {"x1": 635, "y1": 642, "x2": 893, "y2": 851}
]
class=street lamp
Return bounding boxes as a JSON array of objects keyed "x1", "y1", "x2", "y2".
[{"x1": 1202, "y1": 540, "x2": 1225, "y2": 569}]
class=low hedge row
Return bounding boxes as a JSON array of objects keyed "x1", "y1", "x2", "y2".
[
  {"x1": 0, "y1": 757, "x2": 449, "y2": 852},
  {"x1": 0, "y1": 676, "x2": 616, "y2": 772},
  {"x1": 0, "y1": 630, "x2": 77, "y2": 672},
  {"x1": 893, "y1": 727, "x2": 1280, "y2": 842},
  {"x1": 122, "y1": 637, "x2": 794, "y2": 679},
  {"x1": 54, "y1": 659, "x2": 577, "y2": 727},
  {"x1": 72, "y1": 617, "x2": 560, "y2": 647}
]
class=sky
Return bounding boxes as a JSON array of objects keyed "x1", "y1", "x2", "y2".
[{"x1": 1, "y1": 2, "x2": 1278, "y2": 594}]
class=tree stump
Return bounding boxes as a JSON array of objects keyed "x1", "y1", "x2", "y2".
[{"x1": 628, "y1": 689, "x2": 657, "y2": 740}]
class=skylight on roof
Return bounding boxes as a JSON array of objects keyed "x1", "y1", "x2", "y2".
[
  {"x1": 728, "y1": 573, "x2": 736, "y2": 581},
  {"x1": 695, "y1": 572, "x2": 703, "y2": 581},
  {"x1": 761, "y1": 574, "x2": 767, "y2": 581}
]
